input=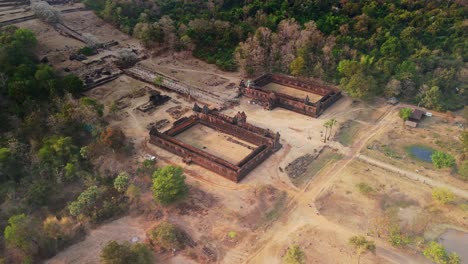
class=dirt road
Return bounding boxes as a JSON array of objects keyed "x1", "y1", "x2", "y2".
[
  {"x1": 358, "y1": 154, "x2": 468, "y2": 199},
  {"x1": 244, "y1": 105, "x2": 431, "y2": 264}
]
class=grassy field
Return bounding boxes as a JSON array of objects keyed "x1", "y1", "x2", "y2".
[{"x1": 338, "y1": 120, "x2": 363, "y2": 146}]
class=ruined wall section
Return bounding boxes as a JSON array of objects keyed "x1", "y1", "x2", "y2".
[
  {"x1": 149, "y1": 128, "x2": 240, "y2": 182},
  {"x1": 125, "y1": 65, "x2": 225, "y2": 107},
  {"x1": 149, "y1": 107, "x2": 281, "y2": 182},
  {"x1": 240, "y1": 74, "x2": 341, "y2": 117}
]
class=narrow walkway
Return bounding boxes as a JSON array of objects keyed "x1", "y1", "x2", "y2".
[{"x1": 358, "y1": 154, "x2": 468, "y2": 198}]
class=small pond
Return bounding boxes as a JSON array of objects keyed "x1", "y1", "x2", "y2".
[
  {"x1": 438, "y1": 229, "x2": 468, "y2": 263},
  {"x1": 406, "y1": 145, "x2": 434, "y2": 163}
]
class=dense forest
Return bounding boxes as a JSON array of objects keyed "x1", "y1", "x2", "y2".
[
  {"x1": 83, "y1": 0, "x2": 467, "y2": 110},
  {"x1": 0, "y1": 26, "x2": 139, "y2": 263}
]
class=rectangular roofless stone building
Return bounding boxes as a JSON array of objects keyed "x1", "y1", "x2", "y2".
[
  {"x1": 149, "y1": 104, "x2": 282, "y2": 182},
  {"x1": 240, "y1": 74, "x2": 342, "y2": 117}
]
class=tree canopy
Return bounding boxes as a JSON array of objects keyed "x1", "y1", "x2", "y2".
[
  {"x1": 100, "y1": 240, "x2": 153, "y2": 264},
  {"x1": 152, "y1": 166, "x2": 188, "y2": 205},
  {"x1": 83, "y1": 0, "x2": 467, "y2": 109}
]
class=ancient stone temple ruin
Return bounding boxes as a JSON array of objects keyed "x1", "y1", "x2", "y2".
[
  {"x1": 239, "y1": 74, "x2": 342, "y2": 117},
  {"x1": 149, "y1": 104, "x2": 282, "y2": 182}
]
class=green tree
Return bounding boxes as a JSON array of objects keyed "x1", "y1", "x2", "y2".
[
  {"x1": 380, "y1": 36, "x2": 402, "y2": 58},
  {"x1": 68, "y1": 186, "x2": 101, "y2": 217},
  {"x1": 25, "y1": 180, "x2": 52, "y2": 206},
  {"x1": 62, "y1": 74, "x2": 84, "y2": 95},
  {"x1": 283, "y1": 244, "x2": 305, "y2": 264},
  {"x1": 114, "y1": 172, "x2": 130, "y2": 193},
  {"x1": 38, "y1": 136, "x2": 80, "y2": 178},
  {"x1": 431, "y1": 151, "x2": 456, "y2": 169},
  {"x1": 100, "y1": 240, "x2": 153, "y2": 264},
  {"x1": 340, "y1": 72, "x2": 377, "y2": 99},
  {"x1": 149, "y1": 222, "x2": 185, "y2": 250},
  {"x1": 423, "y1": 241, "x2": 460, "y2": 264},
  {"x1": 4, "y1": 214, "x2": 39, "y2": 255},
  {"x1": 152, "y1": 166, "x2": 188, "y2": 205},
  {"x1": 399, "y1": 108, "x2": 412, "y2": 121},
  {"x1": 290, "y1": 56, "x2": 305, "y2": 76},
  {"x1": 420, "y1": 86, "x2": 443, "y2": 111},
  {"x1": 349, "y1": 236, "x2": 376, "y2": 264},
  {"x1": 432, "y1": 188, "x2": 455, "y2": 205}
]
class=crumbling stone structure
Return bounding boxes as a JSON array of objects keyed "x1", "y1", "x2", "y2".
[
  {"x1": 149, "y1": 104, "x2": 282, "y2": 182},
  {"x1": 239, "y1": 74, "x2": 342, "y2": 117}
]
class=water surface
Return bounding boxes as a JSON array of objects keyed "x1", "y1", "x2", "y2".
[
  {"x1": 406, "y1": 145, "x2": 434, "y2": 163},
  {"x1": 438, "y1": 229, "x2": 468, "y2": 263}
]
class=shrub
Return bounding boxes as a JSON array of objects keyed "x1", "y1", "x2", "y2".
[
  {"x1": 78, "y1": 46, "x2": 96, "y2": 56},
  {"x1": 458, "y1": 160, "x2": 468, "y2": 180},
  {"x1": 149, "y1": 222, "x2": 185, "y2": 250},
  {"x1": 114, "y1": 172, "x2": 130, "y2": 193},
  {"x1": 423, "y1": 241, "x2": 460, "y2": 264},
  {"x1": 431, "y1": 151, "x2": 456, "y2": 169},
  {"x1": 283, "y1": 245, "x2": 305, "y2": 264},
  {"x1": 349, "y1": 235, "x2": 376, "y2": 262},
  {"x1": 432, "y1": 188, "x2": 455, "y2": 205},
  {"x1": 388, "y1": 225, "x2": 411, "y2": 247},
  {"x1": 356, "y1": 182, "x2": 374, "y2": 196},
  {"x1": 399, "y1": 108, "x2": 412, "y2": 121},
  {"x1": 101, "y1": 240, "x2": 153, "y2": 264}
]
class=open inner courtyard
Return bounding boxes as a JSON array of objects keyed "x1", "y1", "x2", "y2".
[
  {"x1": 261, "y1": 82, "x2": 323, "y2": 102},
  {"x1": 174, "y1": 123, "x2": 257, "y2": 165}
]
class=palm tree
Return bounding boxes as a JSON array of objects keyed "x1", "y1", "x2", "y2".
[
  {"x1": 327, "y1": 118, "x2": 337, "y2": 141},
  {"x1": 323, "y1": 120, "x2": 331, "y2": 142}
]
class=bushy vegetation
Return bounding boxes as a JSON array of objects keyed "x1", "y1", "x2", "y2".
[
  {"x1": 283, "y1": 244, "x2": 305, "y2": 264},
  {"x1": 399, "y1": 108, "x2": 412, "y2": 121},
  {"x1": 0, "y1": 26, "x2": 132, "y2": 262},
  {"x1": 431, "y1": 151, "x2": 456, "y2": 169},
  {"x1": 349, "y1": 235, "x2": 376, "y2": 263},
  {"x1": 83, "y1": 0, "x2": 467, "y2": 109},
  {"x1": 431, "y1": 188, "x2": 455, "y2": 205},
  {"x1": 423, "y1": 241, "x2": 461, "y2": 264},
  {"x1": 100, "y1": 240, "x2": 153, "y2": 264},
  {"x1": 356, "y1": 182, "x2": 374, "y2": 196},
  {"x1": 148, "y1": 221, "x2": 185, "y2": 250}
]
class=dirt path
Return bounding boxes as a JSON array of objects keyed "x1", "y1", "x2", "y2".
[
  {"x1": 358, "y1": 154, "x2": 468, "y2": 198},
  {"x1": 244, "y1": 105, "x2": 431, "y2": 264},
  {"x1": 46, "y1": 216, "x2": 150, "y2": 264}
]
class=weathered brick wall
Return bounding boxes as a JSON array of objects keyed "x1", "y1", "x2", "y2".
[
  {"x1": 238, "y1": 147, "x2": 274, "y2": 181},
  {"x1": 241, "y1": 74, "x2": 341, "y2": 117},
  {"x1": 165, "y1": 117, "x2": 197, "y2": 136},
  {"x1": 149, "y1": 110, "x2": 281, "y2": 182},
  {"x1": 150, "y1": 128, "x2": 240, "y2": 182}
]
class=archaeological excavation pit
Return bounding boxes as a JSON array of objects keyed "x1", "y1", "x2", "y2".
[{"x1": 149, "y1": 104, "x2": 282, "y2": 182}]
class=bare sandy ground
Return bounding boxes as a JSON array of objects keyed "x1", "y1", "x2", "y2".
[
  {"x1": 13, "y1": 9, "x2": 467, "y2": 264},
  {"x1": 175, "y1": 123, "x2": 256, "y2": 165},
  {"x1": 46, "y1": 216, "x2": 151, "y2": 264}
]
